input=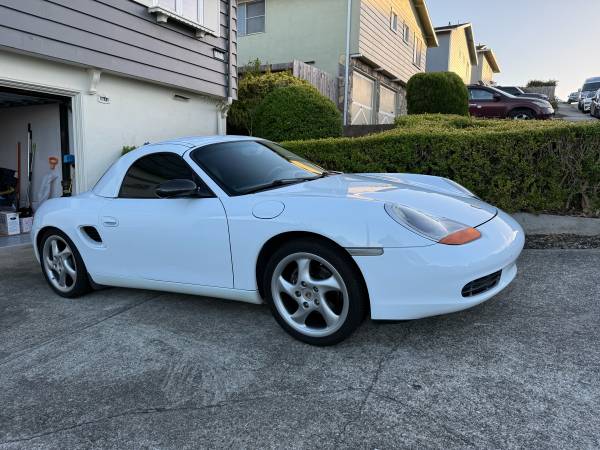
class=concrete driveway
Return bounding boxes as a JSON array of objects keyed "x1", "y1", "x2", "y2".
[
  {"x1": 555, "y1": 102, "x2": 596, "y2": 122},
  {"x1": 1, "y1": 245, "x2": 599, "y2": 449}
]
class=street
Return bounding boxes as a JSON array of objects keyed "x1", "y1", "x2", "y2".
[{"x1": 1, "y1": 245, "x2": 599, "y2": 449}]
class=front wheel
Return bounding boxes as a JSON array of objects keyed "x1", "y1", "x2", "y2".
[
  {"x1": 40, "y1": 229, "x2": 91, "y2": 298},
  {"x1": 509, "y1": 108, "x2": 536, "y2": 120},
  {"x1": 263, "y1": 240, "x2": 367, "y2": 346}
]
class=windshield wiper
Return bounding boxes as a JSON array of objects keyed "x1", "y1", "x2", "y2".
[{"x1": 241, "y1": 176, "x2": 322, "y2": 195}]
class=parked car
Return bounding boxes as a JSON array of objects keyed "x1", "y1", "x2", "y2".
[
  {"x1": 496, "y1": 86, "x2": 549, "y2": 101},
  {"x1": 568, "y1": 91, "x2": 580, "y2": 104},
  {"x1": 590, "y1": 89, "x2": 600, "y2": 118},
  {"x1": 31, "y1": 136, "x2": 524, "y2": 345},
  {"x1": 578, "y1": 77, "x2": 600, "y2": 111},
  {"x1": 467, "y1": 85, "x2": 555, "y2": 119}
]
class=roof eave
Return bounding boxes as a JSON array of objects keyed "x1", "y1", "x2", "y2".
[
  {"x1": 412, "y1": 0, "x2": 439, "y2": 47},
  {"x1": 464, "y1": 25, "x2": 478, "y2": 66}
]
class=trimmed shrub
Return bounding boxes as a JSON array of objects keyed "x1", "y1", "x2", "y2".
[
  {"x1": 283, "y1": 115, "x2": 600, "y2": 216},
  {"x1": 253, "y1": 85, "x2": 343, "y2": 141},
  {"x1": 227, "y1": 71, "x2": 309, "y2": 135},
  {"x1": 407, "y1": 72, "x2": 469, "y2": 116}
]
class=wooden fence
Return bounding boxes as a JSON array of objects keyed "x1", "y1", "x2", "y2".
[{"x1": 239, "y1": 60, "x2": 339, "y2": 104}]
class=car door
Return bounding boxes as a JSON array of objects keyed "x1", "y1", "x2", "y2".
[
  {"x1": 98, "y1": 149, "x2": 233, "y2": 288},
  {"x1": 468, "y1": 88, "x2": 504, "y2": 118}
]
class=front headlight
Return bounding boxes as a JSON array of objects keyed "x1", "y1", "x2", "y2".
[{"x1": 384, "y1": 203, "x2": 481, "y2": 245}]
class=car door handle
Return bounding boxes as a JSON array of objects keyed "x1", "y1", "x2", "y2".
[{"x1": 101, "y1": 216, "x2": 119, "y2": 227}]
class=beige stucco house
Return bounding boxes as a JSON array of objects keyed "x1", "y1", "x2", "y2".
[
  {"x1": 426, "y1": 23, "x2": 478, "y2": 84},
  {"x1": 471, "y1": 45, "x2": 501, "y2": 85},
  {"x1": 237, "y1": 0, "x2": 438, "y2": 125}
]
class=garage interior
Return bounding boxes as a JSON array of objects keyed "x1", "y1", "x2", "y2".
[{"x1": 0, "y1": 86, "x2": 73, "y2": 248}]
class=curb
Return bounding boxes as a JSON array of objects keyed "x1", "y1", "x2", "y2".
[{"x1": 512, "y1": 213, "x2": 600, "y2": 236}]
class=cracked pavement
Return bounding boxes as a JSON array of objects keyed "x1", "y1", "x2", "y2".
[{"x1": 1, "y1": 245, "x2": 599, "y2": 449}]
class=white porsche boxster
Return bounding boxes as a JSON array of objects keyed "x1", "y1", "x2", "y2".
[{"x1": 32, "y1": 136, "x2": 524, "y2": 345}]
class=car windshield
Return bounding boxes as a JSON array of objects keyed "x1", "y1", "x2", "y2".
[
  {"x1": 582, "y1": 82, "x2": 600, "y2": 92},
  {"x1": 488, "y1": 86, "x2": 515, "y2": 98},
  {"x1": 191, "y1": 140, "x2": 329, "y2": 196}
]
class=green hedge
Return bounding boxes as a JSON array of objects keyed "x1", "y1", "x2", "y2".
[
  {"x1": 406, "y1": 72, "x2": 469, "y2": 116},
  {"x1": 253, "y1": 85, "x2": 343, "y2": 141},
  {"x1": 282, "y1": 115, "x2": 600, "y2": 215},
  {"x1": 227, "y1": 71, "x2": 309, "y2": 135}
]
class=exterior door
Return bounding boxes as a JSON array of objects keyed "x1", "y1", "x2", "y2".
[
  {"x1": 98, "y1": 151, "x2": 233, "y2": 288},
  {"x1": 468, "y1": 87, "x2": 505, "y2": 118}
]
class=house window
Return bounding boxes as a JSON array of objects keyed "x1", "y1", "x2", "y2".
[
  {"x1": 351, "y1": 72, "x2": 375, "y2": 125},
  {"x1": 154, "y1": 0, "x2": 204, "y2": 25},
  {"x1": 413, "y1": 34, "x2": 423, "y2": 67},
  {"x1": 378, "y1": 85, "x2": 398, "y2": 124},
  {"x1": 390, "y1": 10, "x2": 398, "y2": 32},
  {"x1": 402, "y1": 22, "x2": 410, "y2": 43},
  {"x1": 239, "y1": 0, "x2": 265, "y2": 36}
]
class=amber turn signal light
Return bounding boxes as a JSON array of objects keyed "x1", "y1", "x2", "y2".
[{"x1": 439, "y1": 227, "x2": 481, "y2": 245}]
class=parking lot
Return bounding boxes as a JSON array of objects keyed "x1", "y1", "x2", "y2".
[{"x1": 1, "y1": 244, "x2": 599, "y2": 449}]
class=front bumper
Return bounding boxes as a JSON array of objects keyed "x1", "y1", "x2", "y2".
[{"x1": 354, "y1": 210, "x2": 525, "y2": 320}]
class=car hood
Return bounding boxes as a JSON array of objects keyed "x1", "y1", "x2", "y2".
[{"x1": 261, "y1": 173, "x2": 497, "y2": 227}]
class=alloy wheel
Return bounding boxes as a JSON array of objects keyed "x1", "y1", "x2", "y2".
[
  {"x1": 42, "y1": 235, "x2": 78, "y2": 293},
  {"x1": 270, "y1": 252, "x2": 349, "y2": 338}
]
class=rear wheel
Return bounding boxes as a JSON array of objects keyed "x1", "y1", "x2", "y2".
[
  {"x1": 40, "y1": 229, "x2": 91, "y2": 298},
  {"x1": 509, "y1": 108, "x2": 536, "y2": 120},
  {"x1": 263, "y1": 240, "x2": 367, "y2": 346}
]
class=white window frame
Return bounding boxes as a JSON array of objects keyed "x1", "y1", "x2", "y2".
[
  {"x1": 413, "y1": 33, "x2": 423, "y2": 68},
  {"x1": 402, "y1": 22, "x2": 410, "y2": 43},
  {"x1": 390, "y1": 9, "x2": 398, "y2": 32},
  {"x1": 238, "y1": 0, "x2": 266, "y2": 37},
  {"x1": 148, "y1": 0, "x2": 219, "y2": 37}
]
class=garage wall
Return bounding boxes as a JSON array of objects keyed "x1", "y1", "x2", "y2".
[
  {"x1": 0, "y1": 103, "x2": 62, "y2": 209},
  {"x1": 1, "y1": 51, "x2": 222, "y2": 193}
]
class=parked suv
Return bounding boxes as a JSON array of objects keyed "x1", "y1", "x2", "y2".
[
  {"x1": 496, "y1": 86, "x2": 549, "y2": 101},
  {"x1": 590, "y1": 89, "x2": 600, "y2": 119},
  {"x1": 578, "y1": 77, "x2": 600, "y2": 112},
  {"x1": 568, "y1": 91, "x2": 580, "y2": 103},
  {"x1": 467, "y1": 85, "x2": 555, "y2": 120}
]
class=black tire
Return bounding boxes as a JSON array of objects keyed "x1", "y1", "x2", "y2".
[
  {"x1": 262, "y1": 239, "x2": 367, "y2": 346},
  {"x1": 509, "y1": 108, "x2": 536, "y2": 120},
  {"x1": 39, "y1": 228, "x2": 92, "y2": 298}
]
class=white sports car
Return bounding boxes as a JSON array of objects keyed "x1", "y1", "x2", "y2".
[{"x1": 32, "y1": 136, "x2": 524, "y2": 345}]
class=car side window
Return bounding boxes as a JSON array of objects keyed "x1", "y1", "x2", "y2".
[
  {"x1": 119, "y1": 153, "x2": 206, "y2": 199},
  {"x1": 469, "y1": 89, "x2": 494, "y2": 101}
]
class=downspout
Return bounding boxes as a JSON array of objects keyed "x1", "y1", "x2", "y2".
[
  {"x1": 218, "y1": 0, "x2": 234, "y2": 135},
  {"x1": 343, "y1": 0, "x2": 352, "y2": 126}
]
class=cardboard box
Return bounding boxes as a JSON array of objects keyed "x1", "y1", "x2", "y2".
[
  {"x1": 19, "y1": 216, "x2": 33, "y2": 234},
  {"x1": 0, "y1": 211, "x2": 20, "y2": 236}
]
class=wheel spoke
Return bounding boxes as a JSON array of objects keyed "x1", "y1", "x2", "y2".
[
  {"x1": 58, "y1": 270, "x2": 67, "y2": 287},
  {"x1": 63, "y1": 259, "x2": 77, "y2": 278},
  {"x1": 311, "y1": 275, "x2": 341, "y2": 294},
  {"x1": 58, "y1": 247, "x2": 72, "y2": 258},
  {"x1": 319, "y1": 300, "x2": 340, "y2": 327},
  {"x1": 295, "y1": 258, "x2": 311, "y2": 283},
  {"x1": 290, "y1": 307, "x2": 310, "y2": 325},
  {"x1": 277, "y1": 275, "x2": 297, "y2": 297},
  {"x1": 51, "y1": 240, "x2": 59, "y2": 257},
  {"x1": 45, "y1": 256, "x2": 54, "y2": 268}
]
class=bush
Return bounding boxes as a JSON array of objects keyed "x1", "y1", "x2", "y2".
[
  {"x1": 282, "y1": 115, "x2": 600, "y2": 216},
  {"x1": 227, "y1": 70, "x2": 309, "y2": 135},
  {"x1": 527, "y1": 79, "x2": 558, "y2": 87},
  {"x1": 406, "y1": 72, "x2": 469, "y2": 116},
  {"x1": 253, "y1": 85, "x2": 343, "y2": 141}
]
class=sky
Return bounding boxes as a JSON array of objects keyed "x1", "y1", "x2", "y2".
[{"x1": 425, "y1": 0, "x2": 600, "y2": 99}]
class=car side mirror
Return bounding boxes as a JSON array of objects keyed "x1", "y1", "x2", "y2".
[
  {"x1": 156, "y1": 179, "x2": 206, "y2": 198},
  {"x1": 493, "y1": 94, "x2": 502, "y2": 102}
]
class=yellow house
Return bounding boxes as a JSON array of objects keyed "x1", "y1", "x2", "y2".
[
  {"x1": 471, "y1": 45, "x2": 501, "y2": 85},
  {"x1": 426, "y1": 23, "x2": 478, "y2": 84}
]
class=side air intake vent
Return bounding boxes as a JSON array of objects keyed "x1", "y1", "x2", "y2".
[
  {"x1": 82, "y1": 226, "x2": 102, "y2": 243},
  {"x1": 461, "y1": 271, "x2": 502, "y2": 297}
]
